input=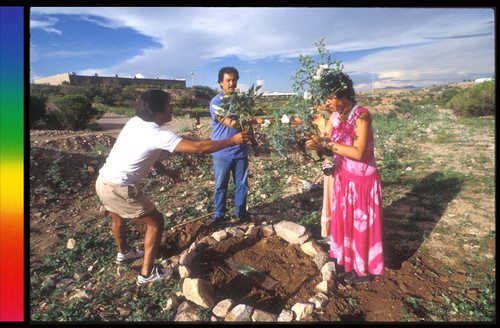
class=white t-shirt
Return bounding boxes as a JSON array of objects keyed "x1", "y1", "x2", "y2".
[{"x1": 99, "y1": 116, "x2": 183, "y2": 185}]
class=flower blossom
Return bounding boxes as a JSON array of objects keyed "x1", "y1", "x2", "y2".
[
  {"x1": 262, "y1": 119, "x2": 271, "y2": 127},
  {"x1": 281, "y1": 114, "x2": 290, "y2": 124},
  {"x1": 212, "y1": 104, "x2": 223, "y2": 114},
  {"x1": 315, "y1": 64, "x2": 329, "y2": 77},
  {"x1": 303, "y1": 91, "x2": 312, "y2": 100}
]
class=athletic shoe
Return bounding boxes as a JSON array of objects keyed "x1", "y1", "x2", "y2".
[
  {"x1": 136, "y1": 266, "x2": 173, "y2": 285},
  {"x1": 116, "y1": 248, "x2": 144, "y2": 263}
]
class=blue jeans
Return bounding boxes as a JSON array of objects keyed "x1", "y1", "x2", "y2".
[{"x1": 212, "y1": 156, "x2": 249, "y2": 218}]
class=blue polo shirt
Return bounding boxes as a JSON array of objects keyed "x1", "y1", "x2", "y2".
[{"x1": 210, "y1": 92, "x2": 248, "y2": 159}]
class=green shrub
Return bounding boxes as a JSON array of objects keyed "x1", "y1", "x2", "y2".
[
  {"x1": 49, "y1": 94, "x2": 105, "y2": 130},
  {"x1": 437, "y1": 88, "x2": 460, "y2": 105},
  {"x1": 29, "y1": 85, "x2": 48, "y2": 128},
  {"x1": 392, "y1": 100, "x2": 419, "y2": 114},
  {"x1": 192, "y1": 85, "x2": 218, "y2": 102},
  {"x1": 447, "y1": 81, "x2": 495, "y2": 117},
  {"x1": 176, "y1": 94, "x2": 199, "y2": 108},
  {"x1": 172, "y1": 107, "x2": 185, "y2": 117}
]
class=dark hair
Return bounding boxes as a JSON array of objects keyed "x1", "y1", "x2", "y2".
[
  {"x1": 218, "y1": 67, "x2": 239, "y2": 84},
  {"x1": 320, "y1": 71, "x2": 356, "y2": 101},
  {"x1": 135, "y1": 89, "x2": 171, "y2": 122}
]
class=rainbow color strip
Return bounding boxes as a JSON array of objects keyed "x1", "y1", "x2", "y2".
[{"x1": 0, "y1": 7, "x2": 24, "y2": 322}]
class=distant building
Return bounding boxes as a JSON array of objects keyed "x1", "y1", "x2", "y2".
[
  {"x1": 33, "y1": 72, "x2": 186, "y2": 88},
  {"x1": 474, "y1": 78, "x2": 493, "y2": 83},
  {"x1": 261, "y1": 92, "x2": 296, "y2": 97}
]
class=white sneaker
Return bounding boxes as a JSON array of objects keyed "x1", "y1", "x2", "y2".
[
  {"x1": 116, "y1": 248, "x2": 144, "y2": 263},
  {"x1": 137, "y1": 266, "x2": 173, "y2": 285}
]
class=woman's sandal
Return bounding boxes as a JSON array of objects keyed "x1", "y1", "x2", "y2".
[{"x1": 343, "y1": 271, "x2": 374, "y2": 284}]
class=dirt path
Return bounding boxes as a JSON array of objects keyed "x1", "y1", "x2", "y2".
[{"x1": 95, "y1": 113, "x2": 212, "y2": 136}]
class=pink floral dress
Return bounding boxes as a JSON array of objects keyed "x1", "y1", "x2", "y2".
[{"x1": 329, "y1": 105, "x2": 384, "y2": 276}]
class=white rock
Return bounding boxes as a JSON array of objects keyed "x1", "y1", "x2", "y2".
[
  {"x1": 277, "y1": 309, "x2": 294, "y2": 322},
  {"x1": 179, "y1": 250, "x2": 196, "y2": 266},
  {"x1": 179, "y1": 265, "x2": 191, "y2": 278},
  {"x1": 313, "y1": 251, "x2": 330, "y2": 269},
  {"x1": 200, "y1": 235, "x2": 218, "y2": 245},
  {"x1": 260, "y1": 225, "x2": 275, "y2": 237},
  {"x1": 291, "y1": 302, "x2": 315, "y2": 321},
  {"x1": 314, "y1": 279, "x2": 334, "y2": 293},
  {"x1": 174, "y1": 301, "x2": 199, "y2": 321},
  {"x1": 300, "y1": 241, "x2": 323, "y2": 257},
  {"x1": 66, "y1": 238, "x2": 76, "y2": 250},
  {"x1": 274, "y1": 220, "x2": 311, "y2": 245},
  {"x1": 308, "y1": 292, "x2": 329, "y2": 309},
  {"x1": 225, "y1": 304, "x2": 254, "y2": 322},
  {"x1": 212, "y1": 299, "x2": 234, "y2": 318},
  {"x1": 245, "y1": 225, "x2": 260, "y2": 237},
  {"x1": 251, "y1": 309, "x2": 278, "y2": 322},
  {"x1": 321, "y1": 261, "x2": 337, "y2": 274},
  {"x1": 228, "y1": 227, "x2": 245, "y2": 238},
  {"x1": 182, "y1": 278, "x2": 217, "y2": 308},
  {"x1": 188, "y1": 242, "x2": 198, "y2": 252},
  {"x1": 164, "y1": 296, "x2": 179, "y2": 311},
  {"x1": 169, "y1": 260, "x2": 180, "y2": 273},
  {"x1": 212, "y1": 230, "x2": 228, "y2": 242},
  {"x1": 322, "y1": 270, "x2": 336, "y2": 282},
  {"x1": 321, "y1": 262, "x2": 337, "y2": 281}
]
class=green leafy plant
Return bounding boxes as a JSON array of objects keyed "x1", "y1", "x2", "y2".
[
  {"x1": 213, "y1": 84, "x2": 263, "y2": 131},
  {"x1": 30, "y1": 85, "x2": 49, "y2": 128},
  {"x1": 49, "y1": 94, "x2": 106, "y2": 130},
  {"x1": 262, "y1": 37, "x2": 346, "y2": 158}
]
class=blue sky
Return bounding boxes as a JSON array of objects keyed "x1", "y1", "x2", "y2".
[{"x1": 30, "y1": 7, "x2": 495, "y2": 93}]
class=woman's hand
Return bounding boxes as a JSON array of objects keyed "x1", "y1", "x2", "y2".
[{"x1": 304, "y1": 133, "x2": 324, "y2": 151}]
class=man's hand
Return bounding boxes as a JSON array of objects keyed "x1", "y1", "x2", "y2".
[{"x1": 231, "y1": 131, "x2": 251, "y2": 145}]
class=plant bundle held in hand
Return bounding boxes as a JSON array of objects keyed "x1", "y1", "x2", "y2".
[
  {"x1": 262, "y1": 37, "x2": 348, "y2": 159},
  {"x1": 212, "y1": 84, "x2": 263, "y2": 145}
]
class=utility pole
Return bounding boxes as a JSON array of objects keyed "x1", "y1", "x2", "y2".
[
  {"x1": 244, "y1": 69, "x2": 250, "y2": 88},
  {"x1": 371, "y1": 69, "x2": 374, "y2": 97},
  {"x1": 191, "y1": 70, "x2": 195, "y2": 88}
]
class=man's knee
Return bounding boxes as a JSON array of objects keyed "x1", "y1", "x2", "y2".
[{"x1": 150, "y1": 209, "x2": 164, "y2": 229}]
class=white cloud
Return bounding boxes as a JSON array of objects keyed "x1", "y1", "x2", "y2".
[
  {"x1": 30, "y1": 17, "x2": 61, "y2": 34},
  {"x1": 30, "y1": 7, "x2": 495, "y2": 90},
  {"x1": 348, "y1": 33, "x2": 494, "y2": 88}
]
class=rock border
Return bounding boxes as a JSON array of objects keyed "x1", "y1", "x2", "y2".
[{"x1": 156, "y1": 220, "x2": 339, "y2": 322}]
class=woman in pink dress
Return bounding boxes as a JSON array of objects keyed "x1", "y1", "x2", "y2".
[{"x1": 305, "y1": 72, "x2": 384, "y2": 284}]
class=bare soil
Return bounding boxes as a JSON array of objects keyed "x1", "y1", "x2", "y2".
[{"x1": 29, "y1": 109, "x2": 495, "y2": 322}]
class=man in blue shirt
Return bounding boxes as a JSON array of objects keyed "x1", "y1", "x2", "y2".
[{"x1": 209, "y1": 67, "x2": 251, "y2": 223}]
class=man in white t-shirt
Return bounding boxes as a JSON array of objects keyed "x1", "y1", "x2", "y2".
[{"x1": 96, "y1": 90, "x2": 250, "y2": 285}]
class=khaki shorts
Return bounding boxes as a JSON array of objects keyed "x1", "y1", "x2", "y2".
[{"x1": 95, "y1": 175, "x2": 155, "y2": 219}]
